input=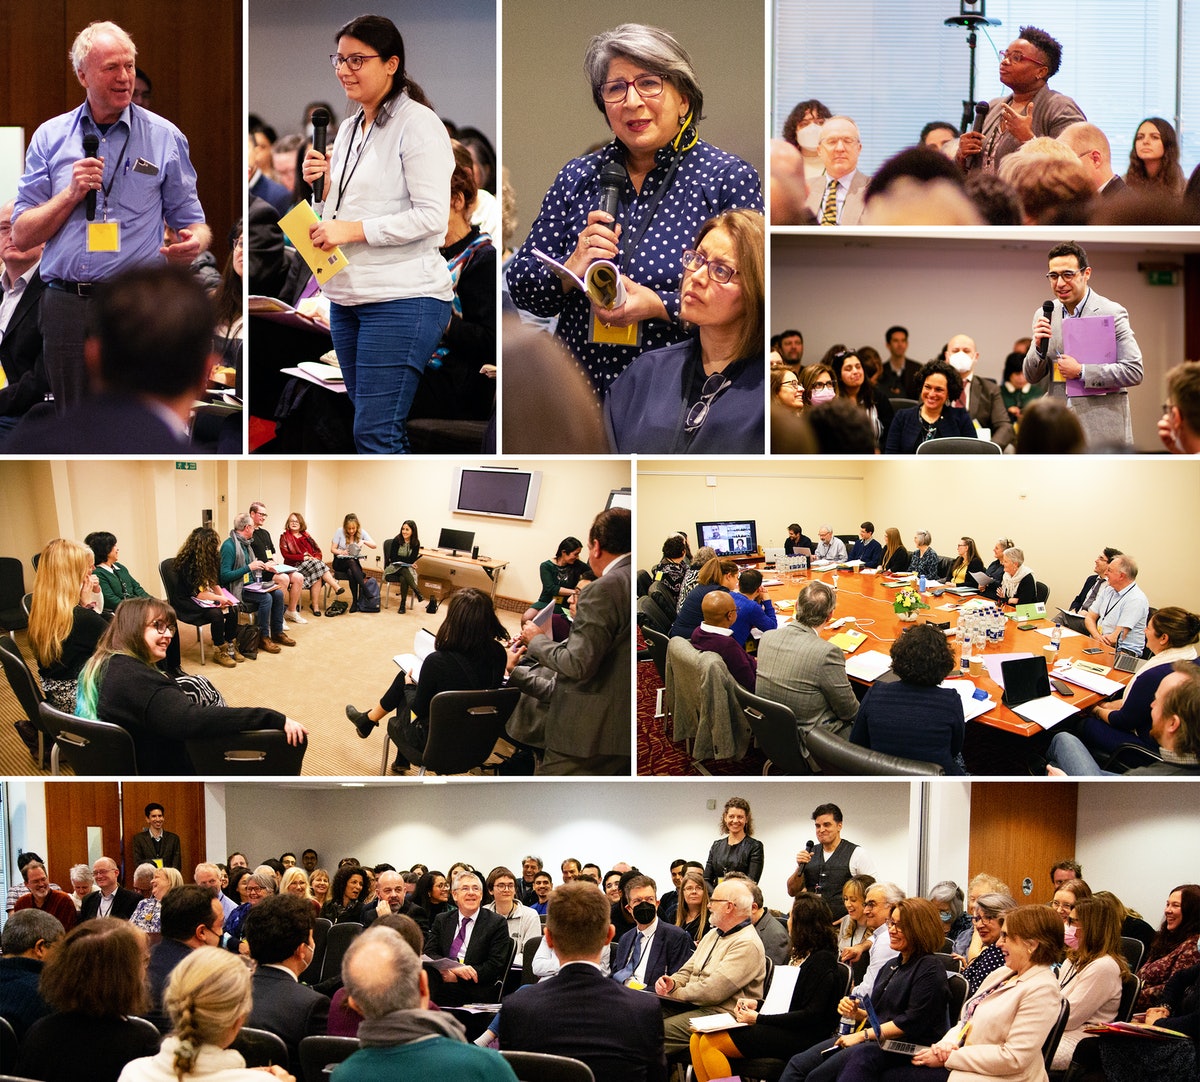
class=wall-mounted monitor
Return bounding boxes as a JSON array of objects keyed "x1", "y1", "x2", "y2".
[
  {"x1": 606, "y1": 488, "x2": 632, "y2": 511},
  {"x1": 696, "y1": 519, "x2": 758, "y2": 556},
  {"x1": 451, "y1": 467, "x2": 542, "y2": 521}
]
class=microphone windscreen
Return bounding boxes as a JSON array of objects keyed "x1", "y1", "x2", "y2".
[
  {"x1": 83, "y1": 133, "x2": 100, "y2": 156},
  {"x1": 805, "y1": 840, "x2": 815, "y2": 853}
]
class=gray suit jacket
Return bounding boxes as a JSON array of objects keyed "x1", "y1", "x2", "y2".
[
  {"x1": 806, "y1": 169, "x2": 870, "y2": 225},
  {"x1": 963, "y1": 374, "x2": 1015, "y2": 449},
  {"x1": 518, "y1": 554, "x2": 630, "y2": 762},
  {"x1": 1024, "y1": 288, "x2": 1142, "y2": 447},
  {"x1": 754, "y1": 622, "x2": 859, "y2": 739}
]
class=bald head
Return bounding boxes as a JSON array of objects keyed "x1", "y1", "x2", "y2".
[
  {"x1": 945, "y1": 334, "x2": 978, "y2": 375},
  {"x1": 1057, "y1": 122, "x2": 1115, "y2": 189},
  {"x1": 701, "y1": 590, "x2": 737, "y2": 628},
  {"x1": 343, "y1": 926, "x2": 424, "y2": 1018}
]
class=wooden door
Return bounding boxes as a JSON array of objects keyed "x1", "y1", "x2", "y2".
[
  {"x1": 44, "y1": 781, "x2": 121, "y2": 886},
  {"x1": 121, "y1": 782, "x2": 206, "y2": 885}
]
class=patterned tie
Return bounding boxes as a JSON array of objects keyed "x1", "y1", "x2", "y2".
[
  {"x1": 449, "y1": 915, "x2": 471, "y2": 961},
  {"x1": 615, "y1": 931, "x2": 645, "y2": 983},
  {"x1": 821, "y1": 178, "x2": 839, "y2": 225}
]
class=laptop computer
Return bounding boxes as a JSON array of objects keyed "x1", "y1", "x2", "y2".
[{"x1": 763, "y1": 546, "x2": 787, "y2": 566}]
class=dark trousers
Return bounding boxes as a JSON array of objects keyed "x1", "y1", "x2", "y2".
[{"x1": 41, "y1": 287, "x2": 92, "y2": 410}]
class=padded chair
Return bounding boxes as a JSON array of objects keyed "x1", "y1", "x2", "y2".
[
  {"x1": 0, "y1": 557, "x2": 27, "y2": 632},
  {"x1": 646, "y1": 580, "x2": 677, "y2": 623},
  {"x1": 1035, "y1": 581, "x2": 1050, "y2": 604},
  {"x1": 299, "y1": 917, "x2": 332, "y2": 984},
  {"x1": 232, "y1": 1026, "x2": 289, "y2": 1071},
  {"x1": 1116, "y1": 973, "x2": 1142, "y2": 1022},
  {"x1": 0, "y1": 633, "x2": 51, "y2": 768},
  {"x1": 636, "y1": 568, "x2": 652, "y2": 597},
  {"x1": 159, "y1": 558, "x2": 209, "y2": 665},
  {"x1": 891, "y1": 396, "x2": 919, "y2": 414},
  {"x1": 498, "y1": 1050, "x2": 596, "y2": 1082},
  {"x1": 186, "y1": 729, "x2": 307, "y2": 774},
  {"x1": 1041, "y1": 999, "x2": 1071, "y2": 1070},
  {"x1": 298, "y1": 1036, "x2": 360, "y2": 1082},
  {"x1": 320, "y1": 921, "x2": 363, "y2": 983},
  {"x1": 732, "y1": 685, "x2": 813, "y2": 775},
  {"x1": 0, "y1": 1015, "x2": 18, "y2": 1074},
  {"x1": 937, "y1": 556, "x2": 954, "y2": 580},
  {"x1": 636, "y1": 592, "x2": 674, "y2": 637},
  {"x1": 934, "y1": 951, "x2": 963, "y2": 973},
  {"x1": 641, "y1": 625, "x2": 670, "y2": 683},
  {"x1": 380, "y1": 536, "x2": 405, "y2": 609},
  {"x1": 406, "y1": 686, "x2": 521, "y2": 777},
  {"x1": 407, "y1": 417, "x2": 487, "y2": 454},
  {"x1": 946, "y1": 971, "x2": 969, "y2": 1025},
  {"x1": 1118, "y1": 935, "x2": 1144, "y2": 973},
  {"x1": 805, "y1": 725, "x2": 945, "y2": 776},
  {"x1": 41, "y1": 702, "x2": 138, "y2": 775},
  {"x1": 663, "y1": 636, "x2": 748, "y2": 762},
  {"x1": 916, "y1": 436, "x2": 1003, "y2": 454},
  {"x1": 490, "y1": 936, "x2": 520, "y2": 1001},
  {"x1": 521, "y1": 934, "x2": 543, "y2": 985}
]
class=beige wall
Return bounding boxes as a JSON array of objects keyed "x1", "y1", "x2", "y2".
[
  {"x1": 637, "y1": 457, "x2": 1200, "y2": 615},
  {"x1": 1, "y1": 458, "x2": 630, "y2": 606}
]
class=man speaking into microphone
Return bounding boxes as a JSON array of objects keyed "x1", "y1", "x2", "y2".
[
  {"x1": 1023, "y1": 240, "x2": 1143, "y2": 449},
  {"x1": 12, "y1": 20, "x2": 209, "y2": 413}
]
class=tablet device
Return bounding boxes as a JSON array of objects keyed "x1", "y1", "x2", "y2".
[{"x1": 1000, "y1": 655, "x2": 1052, "y2": 708}]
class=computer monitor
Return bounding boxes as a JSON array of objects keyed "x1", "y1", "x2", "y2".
[
  {"x1": 437, "y1": 527, "x2": 476, "y2": 555},
  {"x1": 695, "y1": 519, "x2": 758, "y2": 557},
  {"x1": 451, "y1": 467, "x2": 542, "y2": 521}
]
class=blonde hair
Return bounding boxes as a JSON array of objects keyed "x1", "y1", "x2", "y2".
[
  {"x1": 157, "y1": 867, "x2": 185, "y2": 892},
  {"x1": 280, "y1": 867, "x2": 313, "y2": 901},
  {"x1": 29, "y1": 539, "x2": 95, "y2": 667},
  {"x1": 165, "y1": 947, "x2": 252, "y2": 1078}
]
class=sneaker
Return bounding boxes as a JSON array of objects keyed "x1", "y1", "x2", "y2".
[
  {"x1": 345, "y1": 705, "x2": 377, "y2": 739},
  {"x1": 284, "y1": 609, "x2": 308, "y2": 624},
  {"x1": 259, "y1": 638, "x2": 282, "y2": 654},
  {"x1": 272, "y1": 631, "x2": 296, "y2": 647},
  {"x1": 214, "y1": 649, "x2": 237, "y2": 668}
]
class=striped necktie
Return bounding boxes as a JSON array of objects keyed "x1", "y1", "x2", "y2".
[{"x1": 820, "y1": 178, "x2": 839, "y2": 225}]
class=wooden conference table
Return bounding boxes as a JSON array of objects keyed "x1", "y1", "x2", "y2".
[{"x1": 761, "y1": 564, "x2": 1133, "y2": 771}]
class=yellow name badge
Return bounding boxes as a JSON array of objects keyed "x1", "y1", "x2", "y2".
[
  {"x1": 87, "y1": 221, "x2": 120, "y2": 252},
  {"x1": 243, "y1": 572, "x2": 251, "y2": 583},
  {"x1": 1052, "y1": 361, "x2": 1065, "y2": 382}
]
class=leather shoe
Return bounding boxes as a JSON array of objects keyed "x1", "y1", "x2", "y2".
[
  {"x1": 259, "y1": 638, "x2": 281, "y2": 654},
  {"x1": 345, "y1": 705, "x2": 377, "y2": 739},
  {"x1": 272, "y1": 632, "x2": 296, "y2": 647}
]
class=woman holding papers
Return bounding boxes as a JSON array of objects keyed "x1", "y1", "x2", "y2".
[
  {"x1": 690, "y1": 894, "x2": 841, "y2": 1081},
  {"x1": 344, "y1": 587, "x2": 511, "y2": 773},
  {"x1": 171, "y1": 527, "x2": 242, "y2": 669},
  {"x1": 388, "y1": 520, "x2": 424, "y2": 614},
  {"x1": 302, "y1": 14, "x2": 454, "y2": 454},
  {"x1": 506, "y1": 24, "x2": 762, "y2": 398},
  {"x1": 1076, "y1": 606, "x2": 1200, "y2": 757}
]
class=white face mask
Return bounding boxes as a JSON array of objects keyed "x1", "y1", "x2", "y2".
[
  {"x1": 947, "y1": 350, "x2": 974, "y2": 374},
  {"x1": 797, "y1": 124, "x2": 823, "y2": 151},
  {"x1": 810, "y1": 387, "x2": 836, "y2": 405}
]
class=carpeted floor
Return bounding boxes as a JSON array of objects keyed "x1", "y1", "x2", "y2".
[
  {"x1": 636, "y1": 629, "x2": 767, "y2": 776},
  {"x1": 1, "y1": 590, "x2": 524, "y2": 778}
]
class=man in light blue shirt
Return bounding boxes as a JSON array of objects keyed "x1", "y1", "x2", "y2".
[
  {"x1": 1083, "y1": 553, "x2": 1149, "y2": 656},
  {"x1": 12, "y1": 20, "x2": 208, "y2": 412}
]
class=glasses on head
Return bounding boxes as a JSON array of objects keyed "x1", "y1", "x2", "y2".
[
  {"x1": 685, "y1": 373, "x2": 733, "y2": 433},
  {"x1": 597, "y1": 74, "x2": 665, "y2": 103},
  {"x1": 681, "y1": 249, "x2": 738, "y2": 285},
  {"x1": 330, "y1": 53, "x2": 381, "y2": 71},
  {"x1": 1046, "y1": 270, "x2": 1081, "y2": 282},
  {"x1": 999, "y1": 49, "x2": 1045, "y2": 65},
  {"x1": 148, "y1": 620, "x2": 175, "y2": 636}
]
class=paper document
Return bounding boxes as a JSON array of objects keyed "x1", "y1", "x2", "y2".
[
  {"x1": 940, "y1": 679, "x2": 995, "y2": 722},
  {"x1": 1062, "y1": 315, "x2": 1117, "y2": 397},
  {"x1": 1051, "y1": 664, "x2": 1124, "y2": 696},
  {"x1": 845, "y1": 650, "x2": 893, "y2": 681},
  {"x1": 689, "y1": 1014, "x2": 746, "y2": 1033},
  {"x1": 1034, "y1": 625, "x2": 1082, "y2": 639},
  {"x1": 1011, "y1": 694, "x2": 1080, "y2": 729},
  {"x1": 759, "y1": 965, "x2": 800, "y2": 1015},
  {"x1": 278, "y1": 201, "x2": 350, "y2": 284},
  {"x1": 394, "y1": 628, "x2": 436, "y2": 681},
  {"x1": 829, "y1": 629, "x2": 868, "y2": 652}
]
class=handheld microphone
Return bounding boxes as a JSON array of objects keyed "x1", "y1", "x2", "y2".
[
  {"x1": 83, "y1": 133, "x2": 100, "y2": 221},
  {"x1": 310, "y1": 108, "x2": 330, "y2": 202},
  {"x1": 1037, "y1": 300, "x2": 1054, "y2": 358},
  {"x1": 598, "y1": 160, "x2": 626, "y2": 221},
  {"x1": 805, "y1": 840, "x2": 815, "y2": 854},
  {"x1": 964, "y1": 101, "x2": 988, "y2": 171}
]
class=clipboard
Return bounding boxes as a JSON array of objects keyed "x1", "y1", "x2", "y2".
[{"x1": 278, "y1": 201, "x2": 350, "y2": 284}]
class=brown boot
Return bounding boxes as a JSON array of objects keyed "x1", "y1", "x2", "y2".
[
  {"x1": 272, "y1": 631, "x2": 296, "y2": 647},
  {"x1": 214, "y1": 646, "x2": 237, "y2": 668},
  {"x1": 259, "y1": 638, "x2": 281, "y2": 654}
]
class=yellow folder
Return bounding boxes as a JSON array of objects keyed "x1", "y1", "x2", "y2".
[{"x1": 278, "y1": 201, "x2": 349, "y2": 284}]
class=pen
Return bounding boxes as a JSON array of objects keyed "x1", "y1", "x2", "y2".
[{"x1": 123, "y1": 158, "x2": 130, "y2": 176}]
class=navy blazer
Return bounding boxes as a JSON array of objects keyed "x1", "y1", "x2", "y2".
[
  {"x1": 426, "y1": 906, "x2": 513, "y2": 1006},
  {"x1": 611, "y1": 920, "x2": 695, "y2": 986},
  {"x1": 884, "y1": 405, "x2": 977, "y2": 454},
  {"x1": 501, "y1": 962, "x2": 667, "y2": 1082},
  {"x1": 4, "y1": 393, "x2": 193, "y2": 453},
  {"x1": 248, "y1": 965, "x2": 330, "y2": 1066}
]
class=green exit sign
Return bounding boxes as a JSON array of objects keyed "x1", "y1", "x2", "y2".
[
  {"x1": 175, "y1": 462, "x2": 197, "y2": 470},
  {"x1": 1146, "y1": 270, "x2": 1178, "y2": 286}
]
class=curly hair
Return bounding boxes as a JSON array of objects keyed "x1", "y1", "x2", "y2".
[
  {"x1": 29, "y1": 538, "x2": 96, "y2": 668},
  {"x1": 719, "y1": 796, "x2": 754, "y2": 836},
  {"x1": 331, "y1": 866, "x2": 367, "y2": 907},
  {"x1": 783, "y1": 98, "x2": 832, "y2": 146},
  {"x1": 916, "y1": 358, "x2": 963, "y2": 404},
  {"x1": 173, "y1": 526, "x2": 222, "y2": 595},
  {"x1": 1017, "y1": 26, "x2": 1063, "y2": 77},
  {"x1": 891, "y1": 623, "x2": 955, "y2": 686}
]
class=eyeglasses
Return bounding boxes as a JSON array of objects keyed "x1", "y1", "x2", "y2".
[
  {"x1": 243, "y1": 885, "x2": 266, "y2": 896},
  {"x1": 330, "y1": 53, "x2": 381, "y2": 71},
  {"x1": 681, "y1": 249, "x2": 738, "y2": 285},
  {"x1": 147, "y1": 621, "x2": 175, "y2": 636},
  {"x1": 862, "y1": 900, "x2": 881, "y2": 910},
  {"x1": 597, "y1": 74, "x2": 665, "y2": 103},
  {"x1": 709, "y1": 897, "x2": 735, "y2": 907},
  {"x1": 1050, "y1": 900, "x2": 1073, "y2": 912},
  {"x1": 971, "y1": 913, "x2": 995, "y2": 923},
  {"x1": 685, "y1": 373, "x2": 733, "y2": 432},
  {"x1": 820, "y1": 136, "x2": 860, "y2": 148},
  {"x1": 780, "y1": 377, "x2": 800, "y2": 389},
  {"x1": 1045, "y1": 270, "x2": 1082, "y2": 282},
  {"x1": 999, "y1": 49, "x2": 1045, "y2": 65},
  {"x1": 810, "y1": 379, "x2": 835, "y2": 390},
  {"x1": 885, "y1": 919, "x2": 905, "y2": 930}
]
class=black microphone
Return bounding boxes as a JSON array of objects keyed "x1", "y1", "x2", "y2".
[
  {"x1": 310, "y1": 108, "x2": 330, "y2": 202},
  {"x1": 598, "y1": 160, "x2": 626, "y2": 221},
  {"x1": 805, "y1": 840, "x2": 815, "y2": 854},
  {"x1": 83, "y1": 133, "x2": 100, "y2": 221},
  {"x1": 1037, "y1": 300, "x2": 1054, "y2": 358},
  {"x1": 964, "y1": 100, "x2": 988, "y2": 171}
]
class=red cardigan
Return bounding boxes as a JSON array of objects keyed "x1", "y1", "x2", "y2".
[{"x1": 280, "y1": 530, "x2": 323, "y2": 561}]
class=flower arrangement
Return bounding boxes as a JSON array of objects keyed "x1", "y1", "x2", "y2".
[{"x1": 893, "y1": 587, "x2": 930, "y2": 618}]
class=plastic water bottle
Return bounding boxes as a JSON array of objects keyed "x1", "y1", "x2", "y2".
[
  {"x1": 832, "y1": 569, "x2": 840, "y2": 592},
  {"x1": 838, "y1": 999, "x2": 859, "y2": 1038},
  {"x1": 1050, "y1": 620, "x2": 1062, "y2": 656},
  {"x1": 918, "y1": 572, "x2": 926, "y2": 594},
  {"x1": 960, "y1": 625, "x2": 972, "y2": 674}
]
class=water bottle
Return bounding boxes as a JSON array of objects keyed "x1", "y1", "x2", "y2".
[
  {"x1": 918, "y1": 572, "x2": 926, "y2": 594},
  {"x1": 838, "y1": 999, "x2": 859, "y2": 1038},
  {"x1": 960, "y1": 625, "x2": 972, "y2": 674},
  {"x1": 1050, "y1": 620, "x2": 1062, "y2": 656},
  {"x1": 832, "y1": 569, "x2": 839, "y2": 592}
]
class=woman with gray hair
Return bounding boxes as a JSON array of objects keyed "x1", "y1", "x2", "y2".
[
  {"x1": 506, "y1": 23, "x2": 762, "y2": 399},
  {"x1": 997, "y1": 545, "x2": 1037, "y2": 606},
  {"x1": 908, "y1": 530, "x2": 939, "y2": 579},
  {"x1": 221, "y1": 871, "x2": 277, "y2": 955},
  {"x1": 960, "y1": 891, "x2": 1017, "y2": 994},
  {"x1": 927, "y1": 881, "x2": 971, "y2": 948},
  {"x1": 69, "y1": 864, "x2": 96, "y2": 911}
]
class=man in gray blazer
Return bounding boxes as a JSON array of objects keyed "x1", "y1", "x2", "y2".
[
  {"x1": 805, "y1": 117, "x2": 870, "y2": 226},
  {"x1": 512, "y1": 507, "x2": 631, "y2": 775},
  {"x1": 754, "y1": 581, "x2": 858, "y2": 748},
  {"x1": 1025, "y1": 240, "x2": 1142, "y2": 448}
]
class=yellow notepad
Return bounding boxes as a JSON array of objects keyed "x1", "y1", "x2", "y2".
[
  {"x1": 830, "y1": 629, "x2": 868, "y2": 652},
  {"x1": 278, "y1": 201, "x2": 349, "y2": 284}
]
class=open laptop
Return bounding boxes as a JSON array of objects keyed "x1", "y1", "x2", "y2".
[{"x1": 862, "y1": 995, "x2": 932, "y2": 1057}]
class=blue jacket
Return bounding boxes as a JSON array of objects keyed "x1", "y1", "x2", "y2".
[{"x1": 884, "y1": 405, "x2": 976, "y2": 454}]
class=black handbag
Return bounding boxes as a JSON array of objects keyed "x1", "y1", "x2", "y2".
[{"x1": 235, "y1": 624, "x2": 260, "y2": 658}]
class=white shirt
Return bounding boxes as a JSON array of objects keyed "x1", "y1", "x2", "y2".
[{"x1": 0, "y1": 260, "x2": 40, "y2": 341}]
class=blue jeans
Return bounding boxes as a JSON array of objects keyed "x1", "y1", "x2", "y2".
[
  {"x1": 329, "y1": 296, "x2": 451, "y2": 454},
  {"x1": 1047, "y1": 732, "x2": 1117, "y2": 776},
  {"x1": 243, "y1": 587, "x2": 285, "y2": 639}
]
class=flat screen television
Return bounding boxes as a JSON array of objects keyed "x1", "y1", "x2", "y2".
[
  {"x1": 696, "y1": 519, "x2": 758, "y2": 556},
  {"x1": 437, "y1": 527, "x2": 475, "y2": 555},
  {"x1": 606, "y1": 488, "x2": 632, "y2": 511},
  {"x1": 451, "y1": 467, "x2": 542, "y2": 521}
]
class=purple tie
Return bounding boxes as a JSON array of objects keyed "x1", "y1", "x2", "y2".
[{"x1": 449, "y1": 915, "x2": 471, "y2": 961}]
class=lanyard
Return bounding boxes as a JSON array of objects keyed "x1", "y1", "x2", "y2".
[
  {"x1": 1102, "y1": 585, "x2": 1132, "y2": 620},
  {"x1": 332, "y1": 112, "x2": 376, "y2": 216},
  {"x1": 88, "y1": 122, "x2": 132, "y2": 221}
]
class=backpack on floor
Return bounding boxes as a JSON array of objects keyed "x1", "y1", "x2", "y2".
[{"x1": 357, "y1": 577, "x2": 381, "y2": 613}]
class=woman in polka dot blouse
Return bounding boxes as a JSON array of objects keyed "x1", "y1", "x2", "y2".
[{"x1": 505, "y1": 23, "x2": 762, "y2": 399}]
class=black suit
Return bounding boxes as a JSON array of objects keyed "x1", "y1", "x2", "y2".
[
  {"x1": 80, "y1": 886, "x2": 141, "y2": 921},
  {"x1": 0, "y1": 268, "x2": 49, "y2": 422},
  {"x1": 611, "y1": 920, "x2": 695, "y2": 986},
  {"x1": 248, "y1": 965, "x2": 329, "y2": 1067},
  {"x1": 425, "y1": 906, "x2": 512, "y2": 1007},
  {"x1": 130, "y1": 829, "x2": 182, "y2": 871},
  {"x1": 3, "y1": 392, "x2": 193, "y2": 453},
  {"x1": 1100, "y1": 174, "x2": 1128, "y2": 199},
  {"x1": 145, "y1": 938, "x2": 193, "y2": 1031},
  {"x1": 500, "y1": 961, "x2": 667, "y2": 1082}
]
